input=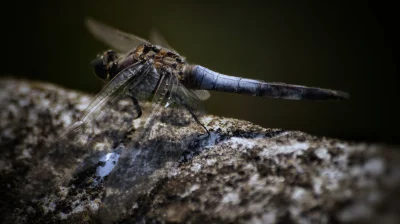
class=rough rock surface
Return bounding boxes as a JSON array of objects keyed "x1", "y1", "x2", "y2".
[{"x1": 1, "y1": 77, "x2": 400, "y2": 224}]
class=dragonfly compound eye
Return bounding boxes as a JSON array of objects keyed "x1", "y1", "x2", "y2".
[{"x1": 91, "y1": 57, "x2": 109, "y2": 80}]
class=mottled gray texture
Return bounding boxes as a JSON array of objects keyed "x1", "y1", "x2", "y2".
[{"x1": 1, "y1": 77, "x2": 399, "y2": 224}]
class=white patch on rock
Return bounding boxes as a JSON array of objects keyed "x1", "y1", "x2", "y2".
[
  {"x1": 19, "y1": 84, "x2": 30, "y2": 94},
  {"x1": 335, "y1": 142, "x2": 347, "y2": 149},
  {"x1": 201, "y1": 132, "x2": 219, "y2": 149},
  {"x1": 89, "y1": 200, "x2": 100, "y2": 212},
  {"x1": 17, "y1": 148, "x2": 32, "y2": 159},
  {"x1": 291, "y1": 187, "x2": 307, "y2": 201},
  {"x1": 190, "y1": 184, "x2": 200, "y2": 192},
  {"x1": 248, "y1": 174, "x2": 260, "y2": 186},
  {"x1": 96, "y1": 152, "x2": 121, "y2": 178},
  {"x1": 320, "y1": 168, "x2": 345, "y2": 191},
  {"x1": 167, "y1": 166, "x2": 180, "y2": 177},
  {"x1": 314, "y1": 147, "x2": 331, "y2": 161},
  {"x1": 363, "y1": 158, "x2": 385, "y2": 176},
  {"x1": 93, "y1": 142, "x2": 112, "y2": 152},
  {"x1": 61, "y1": 114, "x2": 73, "y2": 127},
  {"x1": 200, "y1": 116, "x2": 213, "y2": 126},
  {"x1": 259, "y1": 142, "x2": 309, "y2": 158},
  {"x1": 291, "y1": 187, "x2": 318, "y2": 211},
  {"x1": 59, "y1": 212, "x2": 68, "y2": 220},
  {"x1": 228, "y1": 137, "x2": 257, "y2": 150},
  {"x1": 181, "y1": 184, "x2": 200, "y2": 197},
  {"x1": 312, "y1": 177, "x2": 323, "y2": 195},
  {"x1": 190, "y1": 163, "x2": 202, "y2": 173},
  {"x1": 222, "y1": 192, "x2": 240, "y2": 205},
  {"x1": 131, "y1": 203, "x2": 138, "y2": 210},
  {"x1": 71, "y1": 203, "x2": 85, "y2": 214},
  {"x1": 206, "y1": 158, "x2": 217, "y2": 166},
  {"x1": 76, "y1": 96, "x2": 91, "y2": 111},
  {"x1": 40, "y1": 99, "x2": 50, "y2": 108},
  {"x1": 133, "y1": 118, "x2": 142, "y2": 130}
]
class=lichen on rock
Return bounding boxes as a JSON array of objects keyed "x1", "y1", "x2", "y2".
[{"x1": 1, "y1": 77, "x2": 400, "y2": 224}]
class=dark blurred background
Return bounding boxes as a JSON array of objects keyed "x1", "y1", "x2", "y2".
[{"x1": 0, "y1": 1, "x2": 398, "y2": 145}]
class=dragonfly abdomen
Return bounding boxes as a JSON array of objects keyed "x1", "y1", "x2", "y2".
[{"x1": 187, "y1": 65, "x2": 348, "y2": 100}]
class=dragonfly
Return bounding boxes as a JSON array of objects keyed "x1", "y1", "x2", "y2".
[{"x1": 23, "y1": 18, "x2": 349, "y2": 222}]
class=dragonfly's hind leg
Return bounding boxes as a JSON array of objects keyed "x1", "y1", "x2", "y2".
[{"x1": 182, "y1": 104, "x2": 210, "y2": 137}]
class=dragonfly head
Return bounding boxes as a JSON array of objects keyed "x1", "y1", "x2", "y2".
[{"x1": 91, "y1": 50, "x2": 118, "y2": 81}]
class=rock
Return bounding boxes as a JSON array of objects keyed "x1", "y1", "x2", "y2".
[{"x1": 1, "y1": 77, "x2": 400, "y2": 224}]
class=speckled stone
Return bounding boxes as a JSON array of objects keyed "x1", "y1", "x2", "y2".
[{"x1": 1, "y1": 77, "x2": 400, "y2": 224}]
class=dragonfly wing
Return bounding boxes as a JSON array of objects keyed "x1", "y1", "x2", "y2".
[
  {"x1": 149, "y1": 28, "x2": 177, "y2": 53},
  {"x1": 85, "y1": 17, "x2": 150, "y2": 53},
  {"x1": 174, "y1": 84, "x2": 207, "y2": 115},
  {"x1": 149, "y1": 29, "x2": 212, "y2": 100},
  {"x1": 22, "y1": 61, "x2": 153, "y2": 199},
  {"x1": 192, "y1": 89, "x2": 211, "y2": 101},
  {"x1": 98, "y1": 74, "x2": 207, "y2": 221}
]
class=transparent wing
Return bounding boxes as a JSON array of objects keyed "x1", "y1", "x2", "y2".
[
  {"x1": 85, "y1": 17, "x2": 150, "y2": 53},
  {"x1": 149, "y1": 29, "x2": 211, "y2": 101},
  {"x1": 96, "y1": 75, "x2": 208, "y2": 221},
  {"x1": 174, "y1": 85, "x2": 206, "y2": 114},
  {"x1": 149, "y1": 28, "x2": 177, "y2": 53},
  {"x1": 192, "y1": 89, "x2": 211, "y2": 101},
  {"x1": 22, "y1": 61, "x2": 154, "y2": 198}
]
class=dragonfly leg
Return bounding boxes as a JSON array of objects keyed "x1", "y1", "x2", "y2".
[
  {"x1": 126, "y1": 93, "x2": 142, "y2": 119},
  {"x1": 132, "y1": 97, "x2": 142, "y2": 119},
  {"x1": 182, "y1": 103, "x2": 210, "y2": 137}
]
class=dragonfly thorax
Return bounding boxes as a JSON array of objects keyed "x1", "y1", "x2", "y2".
[{"x1": 133, "y1": 44, "x2": 187, "y2": 80}]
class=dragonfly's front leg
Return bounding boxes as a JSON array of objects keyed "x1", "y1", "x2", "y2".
[
  {"x1": 131, "y1": 97, "x2": 142, "y2": 119},
  {"x1": 126, "y1": 92, "x2": 142, "y2": 119}
]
